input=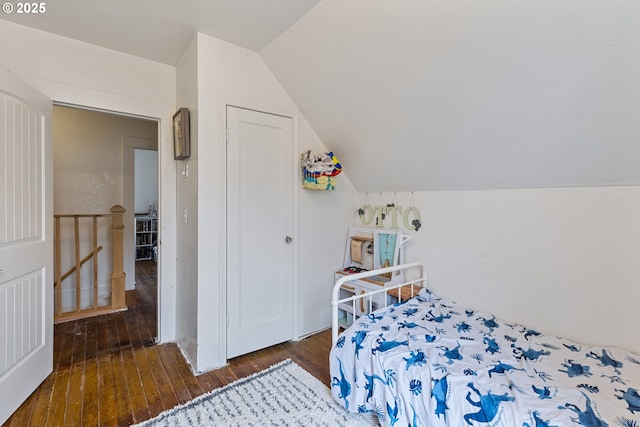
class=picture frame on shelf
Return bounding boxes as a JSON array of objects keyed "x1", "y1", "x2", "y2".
[{"x1": 173, "y1": 107, "x2": 191, "y2": 160}]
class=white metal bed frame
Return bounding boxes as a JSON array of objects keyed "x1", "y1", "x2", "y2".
[{"x1": 331, "y1": 262, "x2": 428, "y2": 344}]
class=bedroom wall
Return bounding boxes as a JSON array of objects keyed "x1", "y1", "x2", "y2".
[
  {"x1": 0, "y1": 20, "x2": 356, "y2": 371},
  {"x1": 175, "y1": 37, "x2": 199, "y2": 367},
  {"x1": 357, "y1": 187, "x2": 640, "y2": 354},
  {"x1": 0, "y1": 19, "x2": 178, "y2": 342},
  {"x1": 297, "y1": 119, "x2": 358, "y2": 336},
  {"x1": 175, "y1": 33, "x2": 358, "y2": 372}
]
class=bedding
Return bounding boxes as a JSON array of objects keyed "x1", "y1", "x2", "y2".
[{"x1": 330, "y1": 287, "x2": 640, "y2": 427}]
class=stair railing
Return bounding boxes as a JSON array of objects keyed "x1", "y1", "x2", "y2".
[{"x1": 53, "y1": 205, "x2": 127, "y2": 322}]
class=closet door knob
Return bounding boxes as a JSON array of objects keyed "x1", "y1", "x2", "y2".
[{"x1": 285, "y1": 236, "x2": 293, "y2": 244}]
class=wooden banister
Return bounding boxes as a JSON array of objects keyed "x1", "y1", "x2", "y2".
[
  {"x1": 56, "y1": 246, "x2": 103, "y2": 283},
  {"x1": 74, "y1": 216, "x2": 81, "y2": 314},
  {"x1": 54, "y1": 217, "x2": 62, "y2": 315},
  {"x1": 110, "y1": 205, "x2": 126, "y2": 310},
  {"x1": 53, "y1": 205, "x2": 127, "y2": 322}
]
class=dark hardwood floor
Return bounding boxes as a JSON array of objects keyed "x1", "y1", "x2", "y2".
[{"x1": 3, "y1": 261, "x2": 332, "y2": 427}]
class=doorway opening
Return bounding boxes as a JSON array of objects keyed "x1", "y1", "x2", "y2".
[
  {"x1": 52, "y1": 104, "x2": 160, "y2": 337},
  {"x1": 132, "y1": 147, "x2": 159, "y2": 338}
]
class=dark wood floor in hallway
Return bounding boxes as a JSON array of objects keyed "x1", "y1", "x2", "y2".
[{"x1": 3, "y1": 260, "x2": 332, "y2": 427}]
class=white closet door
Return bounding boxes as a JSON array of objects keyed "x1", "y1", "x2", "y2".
[
  {"x1": 226, "y1": 106, "x2": 294, "y2": 359},
  {"x1": 0, "y1": 72, "x2": 53, "y2": 424}
]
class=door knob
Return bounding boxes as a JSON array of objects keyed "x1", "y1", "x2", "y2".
[{"x1": 285, "y1": 236, "x2": 293, "y2": 244}]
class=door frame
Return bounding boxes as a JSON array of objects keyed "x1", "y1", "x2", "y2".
[
  {"x1": 124, "y1": 140, "x2": 159, "y2": 275},
  {"x1": 218, "y1": 97, "x2": 300, "y2": 364},
  {"x1": 125, "y1": 141, "x2": 159, "y2": 339},
  {"x1": 53, "y1": 102, "x2": 169, "y2": 343}
]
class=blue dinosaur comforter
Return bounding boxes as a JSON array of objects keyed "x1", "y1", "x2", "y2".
[{"x1": 330, "y1": 288, "x2": 640, "y2": 427}]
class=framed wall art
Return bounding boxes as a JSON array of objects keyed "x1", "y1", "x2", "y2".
[{"x1": 173, "y1": 107, "x2": 191, "y2": 160}]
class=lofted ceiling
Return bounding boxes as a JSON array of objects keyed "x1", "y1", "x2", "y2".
[
  {"x1": 261, "y1": 0, "x2": 640, "y2": 192},
  {"x1": 3, "y1": 0, "x2": 639, "y2": 192}
]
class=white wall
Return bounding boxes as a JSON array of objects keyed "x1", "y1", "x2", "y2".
[
  {"x1": 356, "y1": 187, "x2": 640, "y2": 354},
  {"x1": 1, "y1": 20, "x2": 358, "y2": 375},
  {"x1": 175, "y1": 37, "x2": 199, "y2": 367},
  {"x1": 297, "y1": 119, "x2": 359, "y2": 335},
  {"x1": 0, "y1": 19, "x2": 178, "y2": 342},
  {"x1": 175, "y1": 33, "x2": 358, "y2": 372},
  {"x1": 135, "y1": 149, "x2": 158, "y2": 214}
]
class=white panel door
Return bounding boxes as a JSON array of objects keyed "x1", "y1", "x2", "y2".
[
  {"x1": 226, "y1": 106, "x2": 294, "y2": 359},
  {"x1": 0, "y1": 72, "x2": 53, "y2": 424}
]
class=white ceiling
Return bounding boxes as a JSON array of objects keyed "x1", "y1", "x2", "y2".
[
  {"x1": 3, "y1": 0, "x2": 639, "y2": 192},
  {"x1": 0, "y1": 0, "x2": 321, "y2": 65}
]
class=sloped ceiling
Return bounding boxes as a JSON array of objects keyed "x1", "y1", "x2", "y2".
[
  {"x1": 2, "y1": 1, "x2": 639, "y2": 192},
  {"x1": 261, "y1": 0, "x2": 640, "y2": 192}
]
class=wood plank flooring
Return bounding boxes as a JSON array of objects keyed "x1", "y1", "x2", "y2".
[{"x1": 3, "y1": 261, "x2": 333, "y2": 427}]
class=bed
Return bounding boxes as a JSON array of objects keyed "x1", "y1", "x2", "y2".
[{"x1": 330, "y1": 262, "x2": 640, "y2": 427}]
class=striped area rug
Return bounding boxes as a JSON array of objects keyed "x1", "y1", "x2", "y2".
[{"x1": 132, "y1": 359, "x2": 373, "y2": 427}]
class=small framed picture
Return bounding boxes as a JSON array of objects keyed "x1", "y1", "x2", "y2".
[{"x1": 173, "y1": 107, "x2": 190, "y2": 160}]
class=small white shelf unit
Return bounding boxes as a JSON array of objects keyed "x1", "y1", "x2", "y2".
[
  {"x1": 135, "y1": 216, "x2": 157, "y2": 261},
  {"x1": 335, "y1": 226, "x2": 413, "y2": 330}
]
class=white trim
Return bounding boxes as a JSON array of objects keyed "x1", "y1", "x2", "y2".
[
  {"x1": 52, "y1": 102, "x2": 174, "y2": 344},
  {"x1": 54, "y1": 103, "x2": 167, "y2": 343},
  {"x1": 217, "y1": 96, "x2": 228, "y2": 366},
  {"x1": 123, "y1": 136, "x2": 158, "y2": 293},
  {"x1": 53, "y1": 101, "x2": 158, "y2": 122}
]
